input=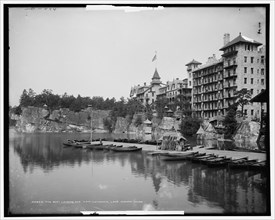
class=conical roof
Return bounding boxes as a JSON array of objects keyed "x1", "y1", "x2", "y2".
[
  {"x1": 220, "y1": 33, "x2": 262, "y2": 51},
  {"x1": 152, "y1": 68, "x2": 160, "y2": 79}
]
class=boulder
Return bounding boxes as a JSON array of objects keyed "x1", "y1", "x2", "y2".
[{"x1": 233, "y1": 121, "x2": 260, "y2": 150}]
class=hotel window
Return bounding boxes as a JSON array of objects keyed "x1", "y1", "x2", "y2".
[
  {"x1": 251, "y1": 57, "x2": 254, "y2": 63},
  {"x1": 261, "y1": 69, "x2": 264, "y2": 75},
  {"x1": 244, "y1": 56, "x2": 247, "y2": 62},
  {"x1": 251, "y1": 68, "x2": 254, "y2": 74},
  {"x1": 261, "y1": 79, "x2": 265, "y2": 85},
  {"x1": 244, "y1": 78, "x2": 247, "y2": 84},
  {"x1": 244, "y1": 109, "x2": 247, "y2": 115},
  {"x1": 251, "y1": 78, "x2": 254, "y2": 84},
  {"x1": 251, "y1": 89, "x2": 253, "y2": 95},
  {"x1": 244, "y1": 67, "x2": 247, "y2": 73},
  {"x1": 261, "y1": 56, "x2": 264, "y2": 64},
  {"x1": 251, "y1": 109, "x2": 254, "y2": 116}
]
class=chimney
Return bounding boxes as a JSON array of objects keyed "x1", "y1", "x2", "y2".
[
  {"x1": 223, "y1": 33, "x2": 230, "y2": 46},
  {"x1": 176, "y1": 78, "x2": 179, "y2": 80},
  {"x1": 144, "y1": 82, "x2": 146, "y2": 86}
]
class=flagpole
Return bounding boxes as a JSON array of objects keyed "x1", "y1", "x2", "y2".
[{"x1": 155, "y1": 51, "x2": 157, "y2": 69}]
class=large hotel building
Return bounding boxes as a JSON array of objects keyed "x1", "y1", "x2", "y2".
[
  {"x1": 192, "y1": 33, "x2": 266, "y2": 120},
  {"x1": 130, "y1": 33, "x2": 266, "y2": 121}
]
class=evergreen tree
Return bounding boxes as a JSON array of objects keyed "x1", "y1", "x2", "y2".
[
  {"x1": 234, "y1": 89, "x2": 251, "y2": 117},
  {"x1": 223, "y1": 106, "x2": 238, "y2": 139}
]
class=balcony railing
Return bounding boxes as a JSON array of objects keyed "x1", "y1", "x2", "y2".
[
  {"x1": 224, "y1": 61, "x2": 237, "y2": 69},
  {"x1": 224, "y1": 71, "x2": 237, "y2": 78}
]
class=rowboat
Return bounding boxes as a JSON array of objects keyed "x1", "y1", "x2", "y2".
[
  {"x1": 84, "y1": 143, "x2": 103, "y2": 149},
  {"x1": 73, "y1": 139, "x2": 90, "y2": 144},
  {"x1": 249, "y1": 161, "x2": 266, "y2": 170},
  {"x1": 86, "y1": 144, "x2": 113, "y2": 150},
  {"x1": 103, "y1": 145, "x2": 123, "y2": 150},
  {"x1": 230, "y1": 157, "x2": 249, "y2": 163},
  {"x1": 191, "y1": 154, "x2": 215, "y2": 163},
  {"x1": 64, "y1": 142, "x2": 89, "y2": 148},
  {"x1": 147, "y1": 151, "x2": 170, "y2": 156},
  {"x1": 199, "y1": 155, "x2": 220, "y2": 164},
  {"x1": 161, "y1": 152, "x2": 198, "y2": 161},
  {"x1": 160, "y1": 151, "x2": 197, "y2": 157},
  {"x1": 185, "y1": 153, "x2": 206, "y2": 160},
  {"x1": 111, "y1": 146, "x2": 142, "y2": 152},
  {"x1": 228, "y1": 159, "x2": 259, "y2": 169},
  {"x1": 206, "y1": 157, "x2": 232, "y2": 168},
  {"x1": 63, "y1": 142, "x2": 74, "y2": 147},
  {"x1": 63, "y1": 139, "x2": 91, "y2": 147}
]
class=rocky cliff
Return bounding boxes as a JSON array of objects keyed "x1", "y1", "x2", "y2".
[
  {"x1": 11, "y1": 106, "x2": 184, "y2": 139},
  {"x1": 12, "y1": 106, "x2": 110, "y2": 133}
]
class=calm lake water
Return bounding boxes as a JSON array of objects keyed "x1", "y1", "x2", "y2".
[{"x1": 9, "y1": 132, "x2": 267, "y2": 215}]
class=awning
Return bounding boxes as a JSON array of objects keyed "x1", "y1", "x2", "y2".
[{"x1": 250, "y1": 90, "x2": 268, "y2": 103}]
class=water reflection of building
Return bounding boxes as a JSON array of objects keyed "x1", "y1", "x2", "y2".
[
  {"x1": 188, "y1": 166, "x2": 267, "y2": 213},
  {"x1": 11, "y1": 134, "x2": 267, "y2": 213},
  {"x1": 131, "y1": 151, "x2": 267, "y2": 213}
]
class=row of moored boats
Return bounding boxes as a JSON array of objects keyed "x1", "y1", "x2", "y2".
[
  {"x1": 150, "y1": 151, "x2": 266, "y2": 170},
  {"x1": 63, "y1": 140, "x2": 142, "y2": 152}
]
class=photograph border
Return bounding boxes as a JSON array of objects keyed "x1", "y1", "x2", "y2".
[{"x1": 1, "y1": 1, "x2": 274, "y2": 219}]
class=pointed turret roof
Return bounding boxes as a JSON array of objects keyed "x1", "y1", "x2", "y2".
[
  {"x1": 220, "y1": 33, "x2": 262, "y2": 51},
  {"x1": 185, "y1": 59, "x2": 202, "y2": 66},
  {"x1": 152, "y1": 68, "x2": 160, "y2": 79}
]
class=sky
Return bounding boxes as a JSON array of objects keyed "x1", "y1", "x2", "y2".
[{"x1": 8, "y1": 5, "x2": 266, "y2": 106}]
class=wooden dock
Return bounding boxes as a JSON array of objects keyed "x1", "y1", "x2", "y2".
[{"x1": 102, "y1": 141, "x2": 266, "y2": 161}]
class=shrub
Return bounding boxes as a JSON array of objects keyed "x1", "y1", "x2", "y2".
[
  {"x1": 224, "y1": 108, "x2": 238, "y2": 139},
  {"x1": 103, "y1": 118, "x2": 113, "y2": 133},
  {"x1": 135, "y1": 115, "x2": 143, "y2": 127},
  {"x1": 180, "y1": 117, "x2": 201, "y2": 137}
]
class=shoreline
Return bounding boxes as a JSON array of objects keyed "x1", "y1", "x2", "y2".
[{"x1": 102, "y1": 141, "x2": 266, "y2": 161}]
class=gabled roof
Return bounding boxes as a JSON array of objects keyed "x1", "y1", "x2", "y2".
[
  {"x1": 196, "y1": 125, "x2": 204, "y2": 134},
  {"x1": 185, "y1": 59, "x2": 202, "y2": 66},
  {"x1": 152, "y1": 68, "x2": 160, "y2": 79},
  {"x1": 193, "y1": 58, "x2": 223, "y2": 72},
  {"x1": 220, "y1": 33, "x2": 262, "y2": 51}
]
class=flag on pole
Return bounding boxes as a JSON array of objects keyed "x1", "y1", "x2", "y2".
[{"x1": 152, "y1": 54, "x2": 157, "y2": 62}]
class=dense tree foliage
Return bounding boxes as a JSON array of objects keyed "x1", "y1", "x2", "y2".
[
  {"x1": 234, "y1": 88, "x2": 252, "y2": 117},
  {"x1": 154, "y1": 95, "x2": 192, "y2": 119},
  {"x1": 224, "y1": 104, "x2": 238, "y2": 139},
  {"x1": 154, "y1": 98, "x2": 169, "y2": 119},
  {"x1": 16, "y1": 88, "x2": 146, "y2": 132},
  {"x1": 17, "y1": 88, "x2": 128, "y2": 113},
  {"x1": 179, "y1": 116, "x2": 202, "y2": 137}
]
